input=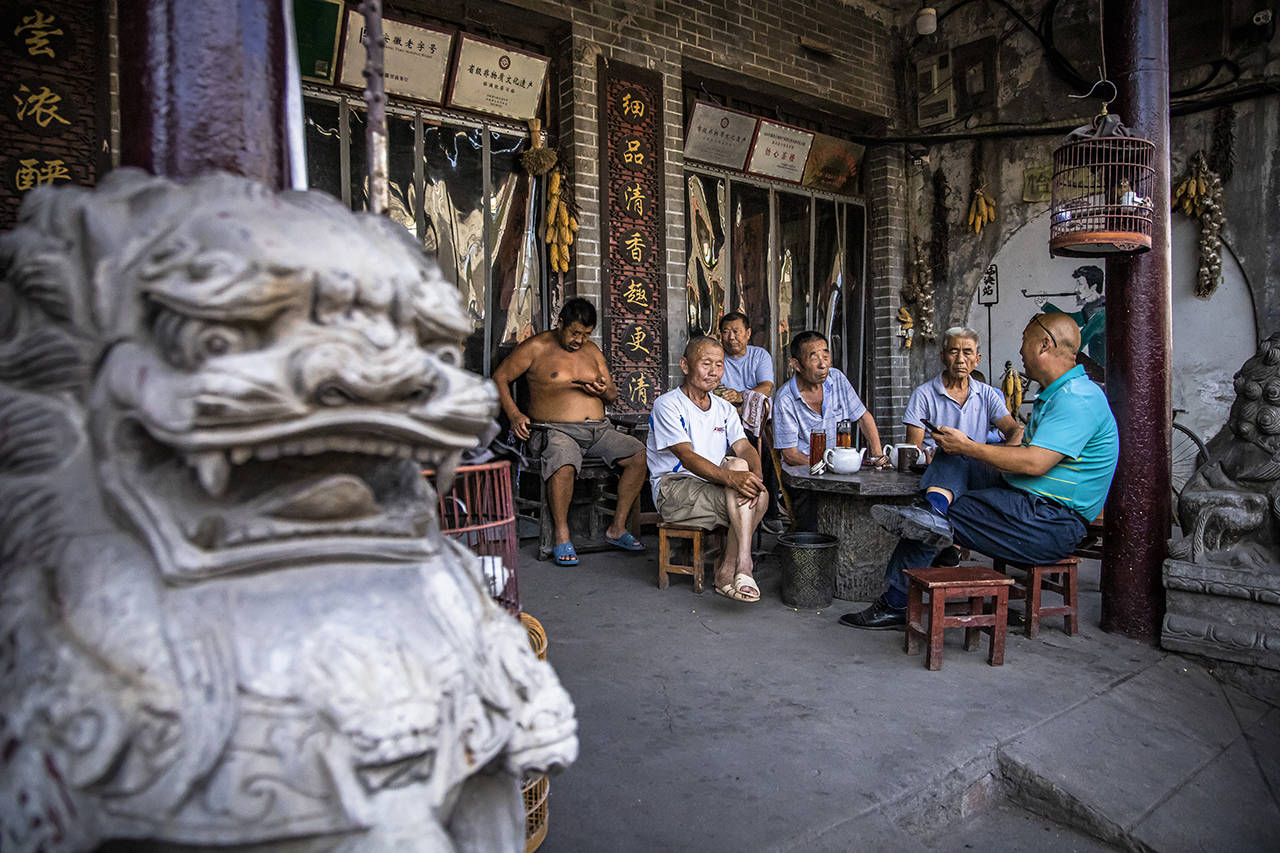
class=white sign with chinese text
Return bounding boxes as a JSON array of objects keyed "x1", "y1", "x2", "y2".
[
  {"x1": 338, "y1": 11, "x2": 452, "y2": 104},
  {"x1": 683, "y1": 102, "x2": 757, "y2": 170},
  {"x1": 746, "y1": 120, "x2": 814, "y2": 183},
  {"x1": 447, "y1": 34, "x2": 548, "y2": 121}
]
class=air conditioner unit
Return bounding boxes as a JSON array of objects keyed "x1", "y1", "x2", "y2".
[{"x1": 916, "y1": 51, "x2": 955, "y2": 128}]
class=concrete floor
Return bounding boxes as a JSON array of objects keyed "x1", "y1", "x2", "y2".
[{"x1": 517, "y1": 534, "x2": 1280, "y2": 852}]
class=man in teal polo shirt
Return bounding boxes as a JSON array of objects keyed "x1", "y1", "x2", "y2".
[{"x1": 843, "y1": 313, "x2": 1118, "y2": 630}]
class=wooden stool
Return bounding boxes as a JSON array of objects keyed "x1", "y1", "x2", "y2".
[
  {"x1": 903, "y1": 566, "x2": 1014, "y2": 670},
  {"x1": 994, "y1": 556, "x2": 1080, "y2": 639},
  {"x1": 657, "y1": 523, "x2": 722, "y2": 594}
]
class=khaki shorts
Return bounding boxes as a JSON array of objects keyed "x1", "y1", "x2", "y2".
[
  {"x1": 656, "y1": 474, "x2": 729, "y2": 530},
  {"x1": 531, "y1": 420, "x2": 644, "y2": 480}
]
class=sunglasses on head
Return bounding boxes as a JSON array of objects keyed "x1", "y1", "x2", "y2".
[{"x1": 1030, "y1": 315, "x2": 1058, "y2": 348}]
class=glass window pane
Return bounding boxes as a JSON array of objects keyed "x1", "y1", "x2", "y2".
[
  {"x1": 813, "y1": 199, "x2": 841, "y2": 363},
  {"x1": 420, "y1": 123, "x2": 485, "y2": 373},
  {"x1": 345, "y1": 108, "x2": 416, "y2": 239},
  {"x1": 303, "y1": 98, "x2": 342, "y2": 200},
  {"x1": 488, "y1": 130, "x2": 539, "y2": 370},
  {"x1": 729, "y1": 182, "x2": 770, "y2": 354},
  {"x1": 684, "y1": 172, "x2": 727, "y2": 338},
  {"x1": 841, "y1": 203, "x2": 868, "y2": 390},
  {"x1": 777, "y1": 191, "x2": 811, "y2": 366}
]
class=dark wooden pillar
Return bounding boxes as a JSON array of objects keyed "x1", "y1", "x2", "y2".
[
  {"x1": 1101, "y1": 0, "x2": 1172, "y2": 639},
  {"x1": 117, "y1": 0, "x2": 289, "y2": 185}
]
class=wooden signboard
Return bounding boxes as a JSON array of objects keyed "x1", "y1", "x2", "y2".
[
  {"x1": 597, "y1": 58, "x2": 666, "y2": 415},
  {"x1": 802, "y1": 132, "x2": 864, "y2": 195}
]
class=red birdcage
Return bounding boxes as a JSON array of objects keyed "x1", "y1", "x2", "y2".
[
  {"x1": 426, "y1": 460, "x2": 520, "y2": 614},
  {"x1": 1049, "y1": 113, "x2": 1155, "y2": 257}
]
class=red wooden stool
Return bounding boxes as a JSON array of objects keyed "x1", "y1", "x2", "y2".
[
  {"x1": 903, "y1": 566, "x2": 1014, "y2": 670},
  {"x1": 657, "y1": 523, "x2": 723, "y2": 594},
  {"x1": 993, "y1": 556, "x2": 1080, "y2": 639}
]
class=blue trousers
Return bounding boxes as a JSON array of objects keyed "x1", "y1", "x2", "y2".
[{"x1": 882, "y1": 451, "x2": 1087, "y2": 608}]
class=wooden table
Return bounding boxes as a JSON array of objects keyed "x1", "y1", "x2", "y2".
[{"x1": 781, "y1": 464, "x2": 921, "y2": 602}]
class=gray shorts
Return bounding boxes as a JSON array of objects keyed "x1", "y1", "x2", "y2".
[
  {"x1": 656, "y1": 474, "x2": 729, "y2": 530},
  {"x1": 531, "y1": 420, "x2": 644, "y2": 480}
]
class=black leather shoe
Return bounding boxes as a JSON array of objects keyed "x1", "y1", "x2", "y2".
[
  {"x1": 870, "y1": 504, "x2": 954, "y2": 548},
  {"x1": 838, "y1": 596, "x2": 906, "y2": 630},
  {"x1": 935, "y1": 546, "x2": 962, "y2": 567}
]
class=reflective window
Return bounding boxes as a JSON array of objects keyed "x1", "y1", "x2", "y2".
[
  {"x1": 302, "y1": 94, "x2": 543, "y2": 376},
  {"x1": 686, "y1": 170, "x2": 867, "y2": 392}
]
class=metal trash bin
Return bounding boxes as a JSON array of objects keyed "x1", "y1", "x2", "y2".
[{"x1": 777, "y1": 532, "x2": 839, "y2": 608}]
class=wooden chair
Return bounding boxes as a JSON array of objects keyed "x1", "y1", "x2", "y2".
[
  {"x1": 1072, "y1": 512, "x2": 1105, "y2": 560},
  {"x1": 903, "y1": 565, "x2": 1014, "y2": 670},
  {"x1": 993, "y1": 556, "x2": 1080, "y2": 638},
  {"x1": 657, "y1": 523, "x2": 723, "y2": 593}
]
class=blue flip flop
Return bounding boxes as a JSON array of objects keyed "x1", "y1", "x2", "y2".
[
  {"x1": 552, "y1": 542, "x2": 579, "y2": 566},
  {"x1": 605, "y1": 531, "x2": 645, "y2": 552}
]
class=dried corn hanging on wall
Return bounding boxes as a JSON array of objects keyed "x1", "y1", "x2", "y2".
[{"x1": 543, "y1": 166, "x2": 579, "y2": 274}]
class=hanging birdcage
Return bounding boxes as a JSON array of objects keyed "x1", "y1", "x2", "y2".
[{"x1": 1049, "y1": 113, "x2": 1156, "y2": 257}]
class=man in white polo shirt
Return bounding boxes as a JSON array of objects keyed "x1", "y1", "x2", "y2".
[
  {"x1": 904, "y1": 326, "x2": 1023, "y2": 455},
  {"x1": 647, "y1": 336, "x2": 769, "y2": 603}
]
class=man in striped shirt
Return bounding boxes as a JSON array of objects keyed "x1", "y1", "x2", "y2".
[{"x1": 842, "y1": 313, "x2": 1118, "y2": 630}]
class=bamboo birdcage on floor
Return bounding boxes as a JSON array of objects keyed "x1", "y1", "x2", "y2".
[{"x1": 1049, "y1": 117, "x2": 1156, "y2": 258}]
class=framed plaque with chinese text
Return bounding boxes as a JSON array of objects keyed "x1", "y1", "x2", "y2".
[
  {"x1": 745, "y1": 119, "x2": 814, "y2": 184},
  {"x1": 683, "y1": 101, "x2": 756, "y2": 170},
  {"x1": 338, "y1": 10, "x2": 452, "y2": 104},
  {"x1": 597, "y1": 58, "x2": 666, "y2": 415},
  {"x1": 446, "y1": 34, "x2": 548, "y2": 121}
]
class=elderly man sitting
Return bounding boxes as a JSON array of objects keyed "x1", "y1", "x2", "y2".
[
  {"x1": 842, "y1": 313, "x2": 1118, "y2": 629},
  {"x1": 647, "y1": 336, "x2": 769, "y2": 603},
  {"x1": 904, "y1": 326, "x2": 1023, "y2": 455}
]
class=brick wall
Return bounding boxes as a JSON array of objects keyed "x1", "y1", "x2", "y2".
[
  {"x1": 865, "y1": 143, "x2": 909, "y2": 442},
  {"x1": 512, "y1": 0, "x2": 901, "y2": 390}
]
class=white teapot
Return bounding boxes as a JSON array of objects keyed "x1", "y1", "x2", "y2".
[{"x1": 824, "y1": 446, "x2": 865, "y2": 474}]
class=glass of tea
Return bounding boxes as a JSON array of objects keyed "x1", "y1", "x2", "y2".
[
  {"x1": 808, "y1": 429, "x2": 827, "y2": 468},
  {"x1": 837, "y1": 419, "x2": 854, "y2": 448}
]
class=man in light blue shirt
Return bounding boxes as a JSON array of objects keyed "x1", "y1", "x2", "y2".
[
  {"x1": 773, "y1": 330, "x2": 889, "y2": 530},
  {"x1": 843, "y1": 314, "x2": 1118, "y2": 630},
  {"x1": 717, "y1": 312, "x2": 774, "y2": 403},
  {"x1": 903, "y1": 327, "x2": 1023, "y2": 454}
]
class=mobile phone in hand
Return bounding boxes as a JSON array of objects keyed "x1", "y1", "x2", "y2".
[{"x1": 920, "y1": 417, "x2": 941, "y2": 434}]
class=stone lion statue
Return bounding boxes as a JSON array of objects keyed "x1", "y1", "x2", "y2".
[
  {"x1": 0, "y1": 169, "x2": 576, "y2": 852},
  {"x1": 1171, "y1": 332, "x2": 1280, "y2": 567}
]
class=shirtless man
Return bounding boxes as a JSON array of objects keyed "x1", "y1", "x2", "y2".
[{"x1": 493, "y1": 297, "x2": 647, "y2": 565}]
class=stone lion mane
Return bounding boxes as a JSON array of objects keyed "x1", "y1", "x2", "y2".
[{"x1": 0, "y1": 170, "x2": 576, "y2": 852}]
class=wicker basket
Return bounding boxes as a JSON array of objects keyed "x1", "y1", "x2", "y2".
[
  {"x1": 520, "y1": 612, "x2": 548, "y2": 660},
  {"x1": 518, "y1": 611, "x2": 551, "y2": 851},
  {"x1": 522, "y1": 774, "x2": 550, "y2": 853}
]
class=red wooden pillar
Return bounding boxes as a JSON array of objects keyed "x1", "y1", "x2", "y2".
[
  {"x1": 1101, "y1": 0, "x2": 1172, "y2": 639},
  {"x1": 116, "y1": 0, "x2": 290, "y2": 186}
]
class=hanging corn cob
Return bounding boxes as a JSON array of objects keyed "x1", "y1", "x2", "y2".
[
  {"x1": 968, "y1": 186, "x2": 996, "y2": 234},
  {"x1": 1173, "y1": 151, "x2": 1225, "y2": 298},
  {"x1": 543, "y1": 166, "x2": 579, "y2": 274}
]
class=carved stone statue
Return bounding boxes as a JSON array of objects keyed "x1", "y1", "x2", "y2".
[
  {"x1": 1164, "y1": 333, "x2": 1280, "y2": 671},
  {"x1": 0, "y1": 169, "x2": 577, "y2": 852}
]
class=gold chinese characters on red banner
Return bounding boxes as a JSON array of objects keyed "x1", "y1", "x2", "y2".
[{"x1": 597, "y1": 59, "x2": 666, "y2": 414}]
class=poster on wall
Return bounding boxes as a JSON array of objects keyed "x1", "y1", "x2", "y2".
[
  {"x1": 746, "y1": 119, "x2": 814, "y2": 183},
  {"x1": 802, "y1": 132, "x2": 864, "y2": 194},
  {"x1": 338, "y1": 10, "x2": 452, "y2": 103},
  {"x1": 597, "y1": 57, "x2": 666, "y2": 415},
  {"x1": 683, "y1": 102, "x2": 757, "y2": 170},
  {"x1": 446, "y1": 34, "x2": 548, "y2": 121}
]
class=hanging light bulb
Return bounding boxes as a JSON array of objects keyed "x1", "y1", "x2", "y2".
[{"x1": 916, "y1": 6, "x2": 938, "y2": 35}]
